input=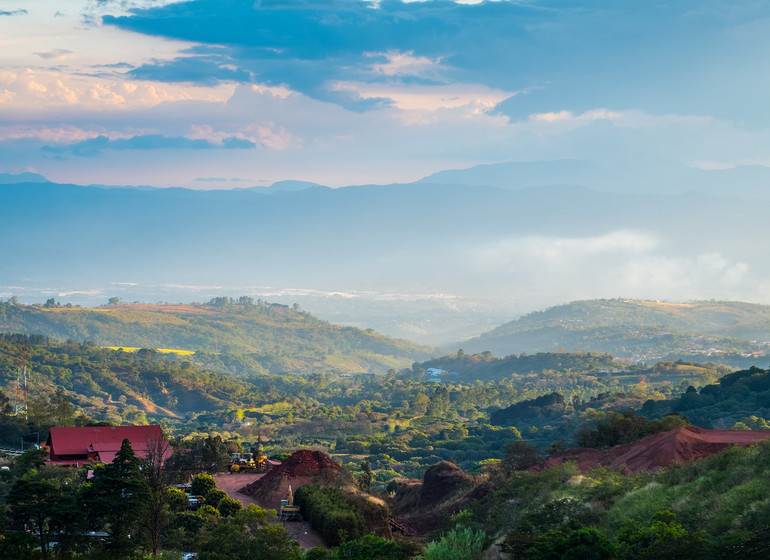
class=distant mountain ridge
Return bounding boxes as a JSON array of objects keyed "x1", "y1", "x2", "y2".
[
  {"x1": 0, "y1": 172, "x2": 49, "y2": 184},
  {"x1": 4, "y1": 169, "x2": 770, "y2": 344},
  {"x1": 460, "y1": 299, "x2": 770, "y2": 365},
  {"x1": 418, "y1": 159, "x2": 770, "y2": 200}
]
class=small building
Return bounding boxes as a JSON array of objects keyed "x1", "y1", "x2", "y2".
[{"x1": 45, "y1": 425, "x2": 170, "y2": 466}]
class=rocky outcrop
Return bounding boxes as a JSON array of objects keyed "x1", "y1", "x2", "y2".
[{"x1": 418, "y1": 461, "x2": 474, "y2": 508}]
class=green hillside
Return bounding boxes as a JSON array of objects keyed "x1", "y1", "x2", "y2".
[
  {"x1": 461, "y1": 299, "x2": 770, "y2": 365},
  {"x1": 0, "y1": 333, "x2": 261, "y2": 430},
  {"x1": 0, "y1": 298, "x2": 434, "y2": 376}
]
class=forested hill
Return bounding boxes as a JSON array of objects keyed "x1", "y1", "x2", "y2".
[
  {"x1": 0, "y1": 299, "x2": 434, "y2": 375},
  {"x1": 460, "y1": 299, "x2": 770, "y2": 365}
]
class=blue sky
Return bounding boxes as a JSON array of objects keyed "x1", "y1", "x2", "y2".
[{"x1": 1, "y1": 0, "x2": 770, "y2": 188}]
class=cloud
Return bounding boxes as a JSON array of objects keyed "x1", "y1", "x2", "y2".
[
  {"x1": 471, "y1": 230, "x2": 659, "y2": 272},
  {"x1": 0, "y1": 125, "x2": 124, "y2": 143},
  {"x1": 0, "y1": 68, "x2": 235, "y2": 110},
  {"x1": 41, "y1": 134, "x2": 257, "y2": 156},
  {"x1": 130, "y1": 56, "x2": 253, "y2": 86},
  {"x1": 463, "y1": 230, "x2": 757, "y2": 305},
  {"x1": 330, "y1": 81, "x2": 515, "y2": 115},
  {"x1": 96, "y1": 0, "x2": 770, "y2": 124},
  {"x1": 34, "y1": 49, "x2": 76, "y2": 60},
  {"x1": 0, "y1": 9, "x2": 26, "y2": 16},
  {"x1": 367, "y1": 50, "x2": 444, "y2": 79}
]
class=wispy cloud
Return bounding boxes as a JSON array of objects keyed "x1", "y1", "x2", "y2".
[
  {"x1": 0, "y1": 9, "x2": 27, "y2": 16},
  {"x1": 34, "y1": 49, "x2": 76, "y2": 60},
  {"x1": 41, "y1": 134, "x2": 258, "y2": 156}
]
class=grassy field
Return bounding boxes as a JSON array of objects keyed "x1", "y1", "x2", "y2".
[{"x1": 104, "y1": 346, "x2": 196, "y2": 356}]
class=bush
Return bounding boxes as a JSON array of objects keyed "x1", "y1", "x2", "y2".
[
  {"x1": 205, "y1": 489, "x2": 228, "y2": 509},
  {"x1": 294, "y1": 485, "x2": 366, "y2": 546},
  {"x1": 528, "y1": 525, "x2": 615, "y2": 560},
  {"x1": 191, "y1": 473, "x2": 217, "y2": 497},
  {"x1": 217, "y1": 496, "x2": 243, "y2": 517},
  {"x1": 422, "y1": 528, "x2": 485, "y2": 560}
]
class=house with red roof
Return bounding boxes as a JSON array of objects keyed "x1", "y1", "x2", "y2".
[{"x1": 45, "y1": 425, "x2": 171, "y2": 466}]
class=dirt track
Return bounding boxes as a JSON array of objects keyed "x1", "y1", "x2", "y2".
[{"x1": 213, "y1": 473, "x2": 325, "y2": 550}]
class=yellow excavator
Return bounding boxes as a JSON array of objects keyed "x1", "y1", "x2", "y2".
[{"x1": 279, "y1": 485, "x2": 302, "y2": 521}]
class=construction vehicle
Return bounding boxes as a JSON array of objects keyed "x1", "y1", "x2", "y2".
[
  {"x1": 229, "y1": 432, "x2": 269, "y2": 472},
  {"x1": 279, "y1": 485, "x2": 302, "y2": 521},
  {"x1": 229, "y1": 452, "x2": 269, "y2": 472}
]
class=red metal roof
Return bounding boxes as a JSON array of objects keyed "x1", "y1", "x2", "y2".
[{"x1": 47, "y1": 425, "x2": 170, "y2": 463}]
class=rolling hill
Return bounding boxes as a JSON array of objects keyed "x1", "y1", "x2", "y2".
[
  {"x1": 459, "y1": 299, "x2": 770, "y2": 365},
  {"x1": 0, "y1": 299, "x2": 434, "y2": 376}
]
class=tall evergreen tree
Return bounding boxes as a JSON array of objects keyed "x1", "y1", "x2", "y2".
[{"x1": 84, "y1": 438, "x2": 149, "y2": 556}]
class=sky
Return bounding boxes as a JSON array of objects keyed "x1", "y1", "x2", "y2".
[{"x1": 2, "y1": 0, "x2": 770, "y2": 189}]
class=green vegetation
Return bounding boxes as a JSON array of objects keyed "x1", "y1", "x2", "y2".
[
  {"x1": 421, "y1": 527, "x2": 485, "y2": 560},
  {"x1": 463, "y1": 299, "x2": 770, "y2": 366},
  {"x1": 574, "y1": 412, "x2": 690, "y2": 448},
  {"x1": 6, "y1": 295, "x2": 770, "y2": 558},
  {"x1": 294, "y1": 485, "x2": 366, "y2": 546},
  {"x1": 642, "y1": 365, "x2": 770, "y2": 428},
  {"x1": 0, "y1": 298, "x2": 433, "y2": 376},
  {"x1": 0, "y1": 331, "x2": 733, "y2": 483},
  {"x1": 0, "y1": 442, "x2": 300, "y2": 559},
  {"x1": 462, "y1": 437, "x2": 770, "y2": 559}
]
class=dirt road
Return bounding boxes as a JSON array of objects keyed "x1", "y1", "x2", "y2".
[{"x1": 212, "y1": 473, "x2": 325, "y2": 550}]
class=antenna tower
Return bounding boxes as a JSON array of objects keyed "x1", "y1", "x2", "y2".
[{"x1": 17, "y1": 342, "x2": 28, "y2": 420}]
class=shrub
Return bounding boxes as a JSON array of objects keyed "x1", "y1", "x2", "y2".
[{"x1": 422, "y1": 528, "x2": 485, "y2": 560}]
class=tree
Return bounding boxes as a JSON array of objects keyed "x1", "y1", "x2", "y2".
[
  {"x1": 198, "y1": 505, "x2": 302, "y2": 560},
  {"x1": 616, "y1": 510, "x2": 707, "y2": 560},
  {"x1": 84, "y1": 438, "x2": 149, "y2": 556},
  {"x1": 6, "y1": 465, "x2": 83, "y2": 559},
  {"x1": 503, "y1": 441, "x2": 542, "y2": 473},
  {"x1": 142, "y1": 436, "x2": 174, "y2": 556},
  {"x1": 217, "y1": 497, "x2": 243, "y2": 517},
  {"x1": 191, "y1": 473, "x2": 217, "y2": 498},
  {"x1": 528, "y1": 525, "x2": 616, "y2": 560},
  {"x1": 358, "y1": 461, "x2": 373, "y2": 492},
  {"x1": 333, "y1": 533, "x2": 406, "y2": 560},
  {"x1": 167, "y1": 436, "x2": 231, "y2": 477},
  {"x1": 205, "y1": 489, "x2": 228, "y2": 510},
  {"x1": 8, "y1": 477, "x2": 67, "y2": 558}
]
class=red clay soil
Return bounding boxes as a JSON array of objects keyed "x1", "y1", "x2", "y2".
[
  {"x1": 239, "y1": 450, "x2": 349, "y2": 510},
  {"x1": 544, "y1": 426, "x2": 770, "y2": 473},
  {"x1": 213, "y1": 473, "x2": 326, "y2": 550}
]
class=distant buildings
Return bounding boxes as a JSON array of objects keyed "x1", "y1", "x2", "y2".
[{"x1": 45, "y1": 425, "x2": 170, "y2": 466}]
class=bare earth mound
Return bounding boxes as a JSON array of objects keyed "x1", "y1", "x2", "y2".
[
  {"x1": 395, "y1": 461, "x2": 481, "y2": 536},
  {"x1": 544, "y1": 426, "x2": 770, "y2": 473},
  {"x1": 239, "y1": 450, "x2": 349, "y2": 510}
]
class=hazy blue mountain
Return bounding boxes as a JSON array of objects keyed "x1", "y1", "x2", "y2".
[
  {"x1": 249, "y1": 180, "x2": 329, "y2": 193},
  {"x1": 0, "y1": 172, "x2": 49, "y2": 184},
  {"x1": 3, "y1": 177, "x2": 770, "y2": 344},
  {"x1": 417, "y1": 159, "x2": 600, "y2": 189},
  {"x1": 418, "y1": 159, "x2": 770, "y2": 200}
]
